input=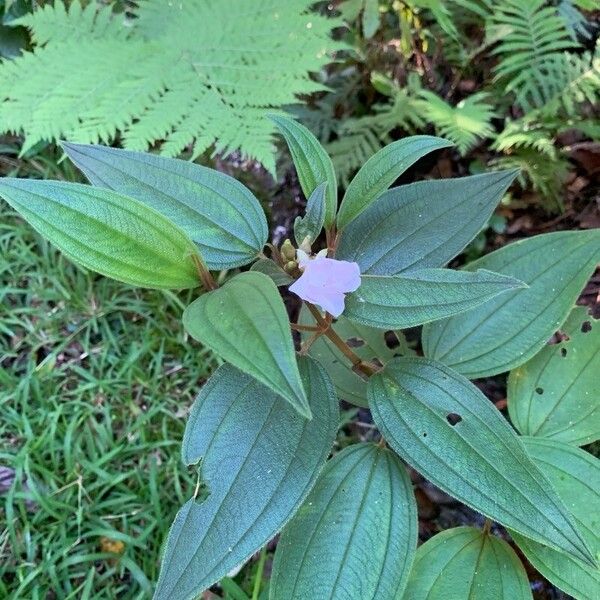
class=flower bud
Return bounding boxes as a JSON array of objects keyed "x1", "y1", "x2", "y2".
[{"x1": 281, "y1": 239, "x2": 296, "y2": 262}]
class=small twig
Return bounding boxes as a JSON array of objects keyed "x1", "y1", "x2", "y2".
[
  {"x1": 192, "y1": 254, "x2": 218, "y2": 290},
  {"x1": 291, "y1": 322, "x2": 321, "y2": 333},
  {"x1": 305, "y1": 303, "x2": 377, "y2": 377}
]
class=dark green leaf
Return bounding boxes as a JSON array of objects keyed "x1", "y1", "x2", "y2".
[
  {"x1": 337, "y1": 170, "x2": 518, "y2": 274},
  {"x1": 368, "y1": 357, "x2": 595, "y2": 565},
  {"x1": 250, "y1": 259, "x2": 293, "y2": 287},
  {"x1": 155, "y1": 357, "x2": 339, "y2": 600},
  {"x1": 62, "y1": 142, "x2": 268, "y2": 270},
  {"x1": 423, "y1": 230, "x2": 600, "y2": 378},
  {"x1": 345, "y1": 268, "x2": 525, "y2": 329},
  {"x1": 0, "y1": 178, "x2": 200, "y2": 289},
  {"x1": 183, "y1": 272, "x2": 309, "y2": 417},
  {"x1": 270, "y1": 443, "x2": 417, "y2": 600},
  {"x1": 404, "y1": 527, "x2": 532, "y2": 600},
  {"x1": 299, "y1": 306, "x2": 413, "y2": 407},
  {"x1": 0, "y1": 24, "x2": 26, "y2": 58},
  {"x1": 337, "y1": 135, "x2": 453, "y2": 229},
  {"x1": 294, "y1": 182, "x2": 327, "y2": 246},
  {"x1": 511, "y1": 438, "x2": 600, "y2": 600},
  {"x1": 269, "y1": 114, "x2": 337, "y2": 228},
  {"x1": 508, "y1": 307, "x2": 600, "y2": 446}
]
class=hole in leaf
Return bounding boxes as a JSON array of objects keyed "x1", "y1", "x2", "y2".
[
  {"x1": 581, "y1": 321, "x2": 592, "y2": 333},
  {"x1": 422, "y1": 432, "x2": 427, "y2": 438},
  {"x1": 560, "y1": 348, "x2": 567, "y2": 357},
  {"x1": 446, "y1": 413, "x2": 462, "y2": 426},
  {"x1": 384, "y1": 330, "x2": 399, "y2": 349},
  {"x1": 535, "y1": 387, "x2": 544, "y2": 395},
  {"x1": 346, "y1": 337, "x2": 365, "y2": 348}
]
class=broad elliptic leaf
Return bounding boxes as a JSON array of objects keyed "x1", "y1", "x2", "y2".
[
  {"x1": 511, "y1": 438, "x2": 600, "y2": 600},
  {"x1": 423, "y1": 230, "x2": 600, "y2": 379},
  {"x1": 336, "y1": 135, "x2": 453, "y2": 229},
  {"x1": 299, "y1": 305, "x2": 414, "y2": 407},
  {"x1": 270, "y1": 443, "x2": 417, "y2": 600},
  {"x1": 508, "y1": 307, "x2": 600, "y2": 446},
  {"x1": 269, "y1": 114, "x2": 337, "y2": 228},
  {"x1": 183, "y1": 271, "x2": 309, "y2": 417},
  {"x1": 403, "y1": 527, "x2": 532, "y2": 600},
  {"x1": 368, "y1": 357, "x2": 595, "y2": 566},
  {"x1": 250, "y1": 258, "x2": 293, "y2": 287},
  {"x1": 62, "y1": 142, "x2": 268, "y2": 270},
  {"x1": 344, "y1": 268, "x2": 525, "y2": 329},
  {"x1": 337, "y1": 170, "x2": 518, "y2": 274},
  {"x1": 0, "y1": 178, "x2": 200, "y2": 289},
  {"x1": 155, "y1": 357, "x2": 339, "y2": 600},
  {"x1": 294, "y1": 182, "x2": 327, "y2": 246}
]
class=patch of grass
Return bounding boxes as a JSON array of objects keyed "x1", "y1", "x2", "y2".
[{"x1": 0, "y1": 193, "x2": 219, "y2": 598}]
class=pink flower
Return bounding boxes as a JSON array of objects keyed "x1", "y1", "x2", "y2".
[{"x1": 289, "y1": 254, "x2": 361, "y2": 317}]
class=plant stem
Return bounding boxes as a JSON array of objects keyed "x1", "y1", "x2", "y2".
[
  {"x1": 192, "y1": 254, "x2": 218, "y2": 290},
  {"x1": 482, "y1": 518, "x2": 493, "y2": 535},
  {"x1": 291, "y1": 322, "x2": 322, "y2": 333},
  {"x1": 251, "y1": 546, "x2": 268, "y2": 600},
  {"x1": 305, "y1": 303, "x2": 377, "y2": 377}
]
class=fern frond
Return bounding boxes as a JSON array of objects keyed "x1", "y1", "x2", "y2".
[
  {"x1": 0, "y1": 0, "x2": 343, "y2": 172},
  {"x1": 493, "y1": 122, "x2": 557, "y2": 158},
  {"x1": 491, "y1": 150, "x2": 569, "y2": 212},
  {"x1": 15, "y1": 0, "x2": 128, "y2": 44},
  {"x1": 417, "y1": 91, "x2": 496, "y2": 154},
  {"x1": 326, "y1": 88, "x2": 425, "y2": 186},
  {"x1": 491, "y1": 0, "x2": 578, "y2": 105}
]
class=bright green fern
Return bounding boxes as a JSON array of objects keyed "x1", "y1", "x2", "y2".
[
  {"x1": 417, "y1": 90, "x2": 496, "y2": 155},
  {"x1": 0, "y1": 0, "x2": 344, "y2": 173},
  {"x1": 490, "y1": 0, "x2": 578, "y2": 110}
]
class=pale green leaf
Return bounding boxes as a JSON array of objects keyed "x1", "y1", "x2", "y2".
[
  {"x1": 155, "y1": 357, "x2": 339, "y2": 600},
  {"x1": 269, "y1": 114, "x2": 338, "y2": 227},
  {"x1": 368, "y1": 357, "x2": 595, "y2": 565},
  {"x1": 270, "y1": 443, "x2": 417, "y2": 600},
  {"x1": 508, "y1": 306, "x2": 600, "y2": 446},
  {"x1": 362, "y1": 0, "x2": 380, "y2": 39},
  {"x1": 62, "y1": 142, "x2": 268, "y2": 270},
  {"x1": 345, "y1": 268, "x2": 525, "y2": 329},
  {"x1": 511, "y1": 438, "x2": 600, "y2": 600},
  {"x1": 337, "y1": 170, "x2": 518, "y2": 274},
  {"x1": 423, "y1": 230, "x2": 600, "y2": 378},
  {"x1": 337, "y1": 135, "x2": 453, "y2": 229},
  {"x1": 0, "y1": 178, "x2": 200, "y2": 289},
  {"x1": 403, "y1": 527, "x2": 532, "y2": 600},
  {"x1": 294, "y1": 181, "x2": 327, "y2": 247},
  {"x1": 183, "y1": 272, "x2": 309, "y2": 417}
]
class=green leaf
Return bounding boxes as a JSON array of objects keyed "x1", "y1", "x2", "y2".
[
  {"x1": 368, "y1": 357, "x2": 595, "y2": 566},
  {"x1": 344, "y1": 268, "x2": 525, "y2": 329},
  {"x1": 336, "y1": 135, "x2": 453, "y2": 229},
  {"x1": 337, "y1": 170, "x2": 518, "y2": 274},
  {"x1": 62, "y1": 142, "x2": 268, "y2": 270},
  {"x1": 403, "y1": 527, "x2": 532, "y2": 600},
  {"x1": 250, "y1": 259, "x2": 293, "y2": 287},
  {"x1": 294, "y1": 181, "x2": 327, "y2": 246},
  {"x1": 270, "y1": 443, "x2": 417, "y2": 600},
  {"x1": 511, "y1": 438, "x2": 600, "y2": 600},
  {"x1": 269, "y1": 114, "x2": 337, "y2": 228},
  {"x1": 508, "y1": 307, "x2": 600, "y2": 446},
  {"x1": 0, "y1": 178, "x2": 200, "y2": 289},
  {"x1": 155, "y1": 357, "x2": 339, "y2": 600},
  {"x1": 183, "y1": 271, "x2": 309, "y2": 417},
  {"x1": 362, "y1": 0, "x2": 380, "y2": 39},
  {"x1": 299, "y1": 306, "x2": 414, "y2": 407},
  {"x1": 423, "y1": 230, "x2": 600, "y2": 378}
]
